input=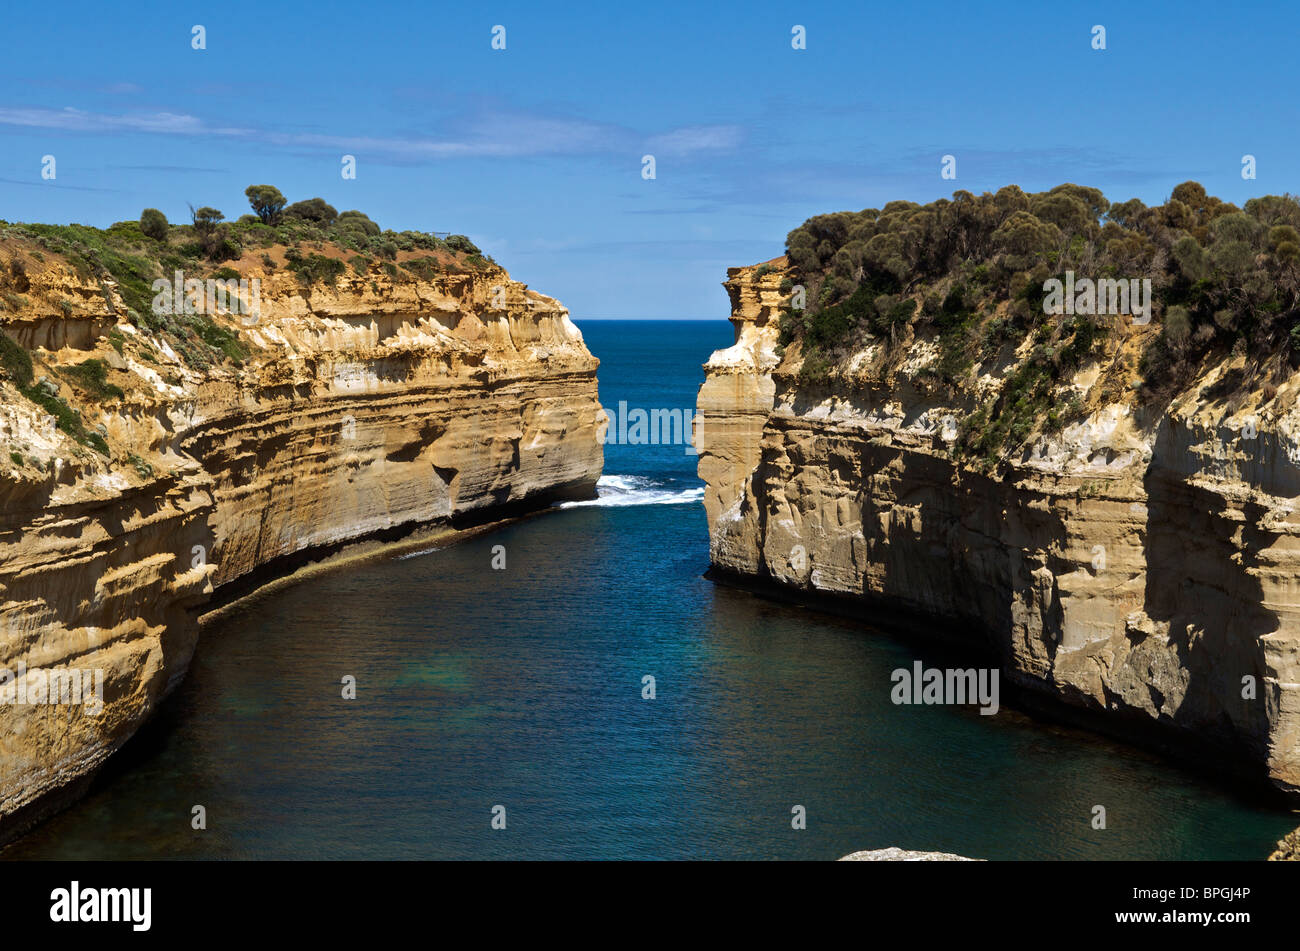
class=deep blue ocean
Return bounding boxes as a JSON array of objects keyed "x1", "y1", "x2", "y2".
[{"x1": 4, "y1": 320, "x2": 1295, "y2": 860}]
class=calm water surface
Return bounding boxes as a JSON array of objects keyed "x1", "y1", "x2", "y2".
[{"x1": 5, "y1": 320, "x2": 1295, "y2": 860}]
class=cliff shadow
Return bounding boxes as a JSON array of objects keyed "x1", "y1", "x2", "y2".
[{"x1": 1141, "y1": 417, "x2": 1278, "y2": 766}]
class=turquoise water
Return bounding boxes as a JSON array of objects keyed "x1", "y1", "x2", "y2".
[{"x1": 4, "y1": 320, "x2": 1295, "y2": 860}]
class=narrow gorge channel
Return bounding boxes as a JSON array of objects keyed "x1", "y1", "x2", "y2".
[{"x1": 4, "y1": 321, "x2": 1294, "y2": 861}]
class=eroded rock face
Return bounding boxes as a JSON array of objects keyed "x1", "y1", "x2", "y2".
[
  {"x1": 1269, "y1": 828, "x2": 1300, "y2": 860},
  {"x1": 0, "y1": 255, "x2": 602, "y2": 836},
  {"x1": 697, "y1": 260, "x2": 1300, "y2": 797}
]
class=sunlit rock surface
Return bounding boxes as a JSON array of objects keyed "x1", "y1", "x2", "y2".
[
  {"x1": 0, "y1": 247, "x2": 602, "y2": 837},
  {"x1": 698, "y1": 258, "x2": 1300, "y2": 799}
]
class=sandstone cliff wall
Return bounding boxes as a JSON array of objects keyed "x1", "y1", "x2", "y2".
[
  {"x1": 696, "y1": 260, "x2": 1300, "y2": 796},
  {"x1": 0, "y1": 251, "x2": 602, "y2": 836}
]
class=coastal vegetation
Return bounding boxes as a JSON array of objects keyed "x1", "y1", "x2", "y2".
[
  {"x1": 0, "y1": 187, "x2": 491, "y2": 379},
  {"x1": 0, "y1": 188, "x2": 494, "y2": 454},
  {"x1": 777, "y1": 182, "x2": 1300, "y2": 466}
]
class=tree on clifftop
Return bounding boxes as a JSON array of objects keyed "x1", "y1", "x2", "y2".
[
  {"x1": 190, "y1": 205, "x2": 225, "y2": 237},
  {"x1": 188, "y1": 205, "x2": 238, "y2": 262},
  {"x1": 244, "y1": 185, "x2": 287, "y2": 225},
  {"x1": 337, "y1": 209, "x2": 380, "y2": 236},
  {"x1": 283, "y1": 197, "x2": 338, "y2": 226},
  {"x1": 139, "y1": 208, "x2": 168, "y2": 241}
]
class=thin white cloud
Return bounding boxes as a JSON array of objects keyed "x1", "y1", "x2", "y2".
[
  {"x1": 0, "y1": 105, "x2": 742, "y2": 162},
  {"x1": 645, "y1": 124, "x2": 743, "y2": 156},
  {"x1": 0, "y1": 106, "x2": 218, "y2": 134}
]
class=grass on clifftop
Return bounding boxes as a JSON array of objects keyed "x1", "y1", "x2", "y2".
[
  {"x1": 776, "y1": 181, "x2": 1300, "y2": 467},
  {"x1": 0, "y1": 185, "x2": 494, "y2": 372},
  {"x1": 0, "y1": 186, "x2": 500, "y2": 459}
]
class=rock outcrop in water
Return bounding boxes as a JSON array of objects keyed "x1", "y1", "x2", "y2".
[
  {"x1": 696, "y1": 246, "x2": 1300, "y2": 799},
  {"x1": 0, "y1": 236, "x2": 602, "y2": 839},
  {"x1": 840, "y1": 848, "x2": 980, "y2": 861},
  {"x1": 1269, "y1": 828, "x2": 1300, "y2": 860}
]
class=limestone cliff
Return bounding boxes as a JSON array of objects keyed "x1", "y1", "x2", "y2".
[
  {"x1": 696, "y1": 257, "x2": 1300, "y2": 798},
  {"x1": 0, "y1": 239, "x2": 602, "y2": 838}
]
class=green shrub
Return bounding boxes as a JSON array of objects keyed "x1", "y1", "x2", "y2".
[
  {"x1": 1164, "y1": 305, "x2": 1192, "y2": 345},
  {"x1": 190, "y1": 317, "x2": 247, "y2": 364},
  {"x1": 774, "y1": 180, "x2": 1300, "y2": 455},
  {"x1": 245, "y1": 185, "x2": 287, "y2": 225},
  {"x1": 61, "y1": 358, "x2": 124, "y2": 400},
  {"x1": 369, "y1": 237, "x2": 398, "y2": 260},
  {"x1": 283, "y1": 197, "x2": 338, "y2": 225},
  {"x1": 23, "y1": 383, "x2": 105, "y2": 453},
  {"x1": 403, "y1": 257, "x2": 440, "y2": 280},
  {"x1": 126, "y1": 452, "x2": 153, "y2": 478},
  {"x1": 337, "y1": 211, "x2": 380, "y2": 236},
  {"x1": 0, "y1": 332, "x2": 33, "y2": 387},
  {"x1": 798, "y1": 347, "x2": 831, "y2": 383},
  {"x1": 444, "y1": 234, "x2": 481, "y2": 255},
  {"x1": 286, "y1": 253, "x2": 346, "y2": 286},
  {"x1": 140, "y1": 208, "x2": 169, "y2": 241},
  {"x1": 869, "y1": 297, "x2": 916, "y2": 337}
]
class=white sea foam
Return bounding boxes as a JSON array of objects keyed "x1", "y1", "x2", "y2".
[
  {"x1": 397, "y1": 545, "x2": 443, "y2": 560},
  {"x1": 559, "y1": 474, "x2": 704, "y2": 509}
]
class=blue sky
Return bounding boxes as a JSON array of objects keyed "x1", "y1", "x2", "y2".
[{"x1": 0, "y1": 0, "x2": 1293, "y2": 318}]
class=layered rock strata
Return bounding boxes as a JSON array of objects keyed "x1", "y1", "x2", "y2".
[
  {"x1": 0, "y1": 248, "x2": 602, "y2": 837},
  {"x1": 696, "y1": 259, "x2": 1300, "y2": 797}
]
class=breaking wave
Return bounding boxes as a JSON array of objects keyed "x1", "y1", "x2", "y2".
[{"x1": 558, "y1": 474, "x2": 704, "y2": 509}]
